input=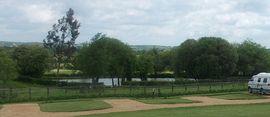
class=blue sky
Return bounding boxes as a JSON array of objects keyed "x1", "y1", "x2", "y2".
[{"x1": 1, "y1": 0, "x2": 270, "y2": 47}]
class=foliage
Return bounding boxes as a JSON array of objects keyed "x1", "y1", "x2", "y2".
[
  {"x1": 174, "y1": 37, "x2": 238, "y2": 79},
  {"x1": 76, "y1": 33, "x2": 135, "y2": 84},
  {"x1": 236, "y1": 40, "x2": 270, "y2": 76},
  {"x1": 12, "y1": 46, "x2": 52, "y2": 78},
  {"x1": 0, "y1": 51, "x2": 17, "y2": 86},
  {"x1": 43, "y1": 8, "x2": 80, "y2": 74},
  {"x1": 136, "y1": 53, "x2": 154, "y2": 81}
]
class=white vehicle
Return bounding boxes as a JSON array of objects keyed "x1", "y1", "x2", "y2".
[{"x1": 248, "y1": 73, "x2": 270, "y2": 94}]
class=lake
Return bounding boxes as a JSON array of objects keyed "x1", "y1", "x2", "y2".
[{"x1": 58, "y1": 78, "x2": 175, "y2": 86}]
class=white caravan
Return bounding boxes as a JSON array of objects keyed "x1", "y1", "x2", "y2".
[{"x1": 248, "y1": 73, "x2": 270, "y2": 94}]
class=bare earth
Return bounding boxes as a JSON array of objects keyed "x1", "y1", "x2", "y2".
[{"x1": 1, "y1": 96, "x2": 270, "y2": 117}]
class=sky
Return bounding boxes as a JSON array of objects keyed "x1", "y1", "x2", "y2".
[{"x1": 1, "y1": 0, "x2": 270, "y2": 47}]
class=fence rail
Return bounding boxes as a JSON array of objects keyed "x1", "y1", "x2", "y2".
[{"x1": 0, "y1": 81, "x2": 247, "y2": 103}]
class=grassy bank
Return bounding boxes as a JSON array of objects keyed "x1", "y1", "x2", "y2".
[
  {"x1": 205, "y1": 92, "x2": 266, "y2": 100},
  {"x1": 39, "y1": 99, "x2": 111, "y2": 112},
  {"x1": 80, "y1": 103, "x2": 270, "y2": 117},
  {"x1": 136, "y1": 96, "x2": 195, "y2": 104}
]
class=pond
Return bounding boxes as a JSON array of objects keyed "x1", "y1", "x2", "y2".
[{"x1": 57, "y1": 78, "x2": 175, "y2": 86}]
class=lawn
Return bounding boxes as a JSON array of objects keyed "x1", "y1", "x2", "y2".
[
  {"x1": 205, "y1": 92, "x2": 266, "y2": 100},
  {"x1": 39, "y1": 99, "x2": 111, "y2": 112},
  {"x1": 80, "y1": 103, "x2": 270, "y2": 117},
  {"x1": 136, "y1": 96, "x2": 196, "y2": 104},
  {"x1": 45, "y1": 69, "x2": 81, "y2": 76}
]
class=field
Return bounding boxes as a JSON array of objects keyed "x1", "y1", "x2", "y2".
[
  {"x1": 80, "y1": 103, "x2": 270, "y2": 117},
  {"x1": 40, "y1": 99, "x2": 111, "y2": 112}
]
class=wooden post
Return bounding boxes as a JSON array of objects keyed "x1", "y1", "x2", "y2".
[
  {"x1": 29, "y1": 88, "x2": 32, "y2": 100},
  {"x1": 9, "y1": 88, "x2": 12, "y2": 101},
  {"x1": 171, "y1": 84, "x2": 174, "y2": 93},
  {"x1": 47, "y1": 87, "x2": 49, "y2": 99}
]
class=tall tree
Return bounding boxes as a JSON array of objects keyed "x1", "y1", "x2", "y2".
[
  {"x1": 237, "y1": 40, "x2": 270, "y2": 76},
  {"x1": 136, "y1": 53, "x2": 154, "y2": 81},
  {"x1": 76, "y1": 33, "x2": 135, "y2": 85},
  {"x1": 174, "y1": 37, "x2": 238, "y2": 79},
  {"x1": 147, "y1": 48, "x2": 163, "y2": 79},
  {"x1": 12, "y1": 46, "x2": 52, "y2": 78},
  {"x1": 174, "y1": 39, "x2": 198, "y2": 78},
  {"x1": 43, "y1": 8, "x2": 80, "y2": 75},
  {"x1": 0, "y1": 51, "x2": 17, "y2": 87}
]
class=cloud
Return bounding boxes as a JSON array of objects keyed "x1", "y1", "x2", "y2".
[{"x1": 1, "y1": 0, "x2": 270, "y2": 47}]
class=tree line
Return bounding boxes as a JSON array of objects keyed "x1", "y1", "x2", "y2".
[{"x1": 1, "y1": 8, "x2": 270, "y2": 85}]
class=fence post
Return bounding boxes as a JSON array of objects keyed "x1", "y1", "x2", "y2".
[
  {"x1": 29, "y1": 88, "x2": 32, "y2": 100},
  {"x1": 47, "y1": 87, "x2": 49, "y2": 99},
  {"x1": 158, "y1": 88, "x2": 161, "y2": 96},
  {"x1": 9, "y1": 88, "x2": 12, "y2": 101},
  {"x1": 114, "y1": 87, "x2": 116, "y2": 95},
  {"x1": 129, "y1": 85, "x2": 132, "y2": 95},
  {"x1": 209, "y1": 84, "x2": 212, "y2": 91},
  {"x1": 171, "y1": 84, "x2": 174, "y2": 93},
  {"x1": 221, "y1": 83, "x2": 224, "y2": 90},
  {"x1": 143, "y1": 86, "x2": 146, "y2": 96},
  {"x1": 185, "y1": 85, "x2": 187, "y2": 92}
]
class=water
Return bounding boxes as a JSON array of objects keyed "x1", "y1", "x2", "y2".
[{"x1": 58, "y1": 78, "x2": 175, "y2": 86}]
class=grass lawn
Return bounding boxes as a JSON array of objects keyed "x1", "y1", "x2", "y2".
[
  {"x1": 80, "y1": 103, "x2": 270, "y2": 117},
  {"x1": 136, "y1": 96, "x2": 196, "y2": 104},
  {"x1": 45, "y1": 69, "x2": 81, "y2": 76},
  {"x1": 39, "y1": 99, "x2": 111, "y2": 112},
  {"x1": 204, "y1": 92, "x2": 266, "y2": 100}
]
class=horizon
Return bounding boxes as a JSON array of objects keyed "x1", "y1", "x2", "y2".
[{"x1": 1, "y1": 0, "x2": 270, "y2": 47}]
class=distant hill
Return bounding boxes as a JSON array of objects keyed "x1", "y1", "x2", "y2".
[
  {"x1": 0, "y1": 41, "x2": 172, "y2": 51},
  {"x1": 0, "y1": 41, "x2": 42, "y2": 47},
  {"x1": 129, "y1": 45, "x2": 172, "y2": 51}
]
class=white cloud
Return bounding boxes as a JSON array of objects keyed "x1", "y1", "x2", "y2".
[{"x1": 1, "y1": 0, "x2": 270, "y2": 47}]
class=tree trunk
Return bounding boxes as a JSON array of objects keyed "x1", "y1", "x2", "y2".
[
  {"x1": 117, "y1": 77, "x2": 120, "y2": 87},
  {"x1": 111, "y1": 77, "x2": 114, "y2": 87}
]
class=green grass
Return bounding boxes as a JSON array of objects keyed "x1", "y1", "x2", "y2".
[
  {"x1": 45, "y1": 69, "x2": 81, "y2": 75},
  {"x1": 80, "y1": 103, "x2": 270, "y2": 117},
  {"x1": 205, "y1": 92, "x2": 266, "y2": 100},
  {"x1": 136, "y1": 96, "x2": 196, "y2": 104},
  {"x1": 39, "y1": 99, "x2": 111, "y2": 112}
]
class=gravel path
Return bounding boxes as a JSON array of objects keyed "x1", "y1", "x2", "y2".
[{"x1": 1, "y1": 96, "x2": 270, "y2": 117}]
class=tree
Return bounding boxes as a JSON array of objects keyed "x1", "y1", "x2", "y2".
[
  {"x1": 12, "y1": 46, "x2": 52, "y2": 78},
  {"x1": 0, "y1": 51, "x2": 17, "y2": 86},
  {"x1": 43, "y1": 8, "x2": 80, "y2": 75},
  {"x1": 147, "y1": 48, "x2": 163, "y2": 79},
  {"x1": 76, "y1": 33, "x2": 135, "y2": 85},
  {"x1": 174, "y1": 39, "x2": 198, "y2": 78},
  {"x1": 174, "y1": 37, "x2": 238, "y2": 79},
  {"x1": 136, "y1": 53, "x2": 154, "y2": 81},
  {"x1": 237, "y1": 40, "x2": 270, "y2": 76}
]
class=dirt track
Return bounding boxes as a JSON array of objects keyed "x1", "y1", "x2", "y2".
[{"x1": 1, "y1": 96, "x2": 270, "y2": 117}]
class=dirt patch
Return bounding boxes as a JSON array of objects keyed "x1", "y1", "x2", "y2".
[{"x1": 1, "y1": 96, "x2": 270, "y2": 117}]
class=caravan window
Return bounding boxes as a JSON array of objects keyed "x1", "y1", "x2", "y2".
[
  {"x1": 263, "y1": 78, "x2": 268, "y2": 83},
  {"x1": 258, "y1": 78, "x2": 261, "y2": 82}
]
